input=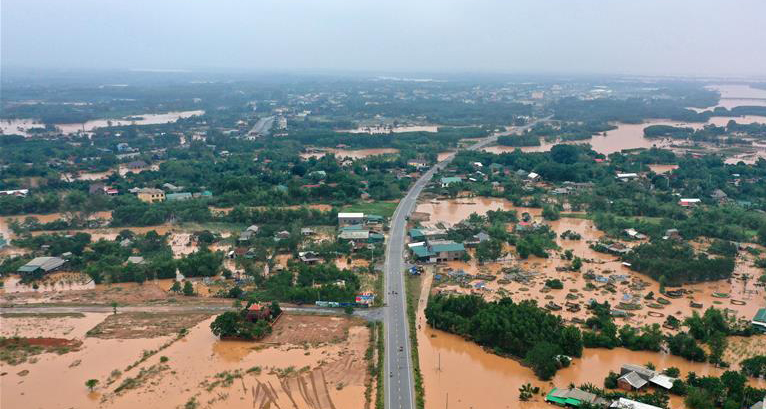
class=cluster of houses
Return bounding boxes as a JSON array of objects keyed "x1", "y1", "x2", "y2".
[
  {"x1": 546, "y1": 364, "x2": 678, "y2": 409},
  {"x1": 337, "y1": 213, "x2": 385, "y2": 249},
  {"x1": 616, "y1": 364, "x2": 677, "y2": 391},
  {"x1": 125, "y1": 186, "x2": 213, "y2": 203}
]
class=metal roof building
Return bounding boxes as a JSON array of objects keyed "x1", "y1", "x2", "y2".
[{"x1": 17, "y1": 257, "x2": 67, "y2": 274}]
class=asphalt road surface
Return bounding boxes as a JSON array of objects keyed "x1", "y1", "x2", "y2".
[
  {"x1": 382, "y1": 118, "x2": 548, "y2": 409},
  {"x1": 250, "y1": 116, "x2": 275, "y2": 136}
]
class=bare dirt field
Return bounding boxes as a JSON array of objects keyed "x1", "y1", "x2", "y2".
[
  {"x1": 266, "y1": 314, "x2": 362, "y2": 345},
  {"x1": 86, "y1": 312, "x2": 213, "y2": 339}
]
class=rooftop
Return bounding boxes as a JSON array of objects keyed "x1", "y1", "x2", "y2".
[{"x1": 18, "y1": 257, "x2": 66, "y2": 273}]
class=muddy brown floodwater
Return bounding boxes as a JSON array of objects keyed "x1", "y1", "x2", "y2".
[
  {"x1": 0, "y1": 313, "x2": 370, "y2": 409},
  {"x1": 300, "y1": 147, "x2": 400, "y2": 160},
  {"x1": 414, "y1": 198, "x2": 766, "y2": 409},
  {"x1": 484, "y1": 114, "x2": 766, "y2": 158}
]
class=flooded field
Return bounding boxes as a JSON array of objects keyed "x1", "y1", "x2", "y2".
[
  {"x1": 1, "y1": 111, "x2": 204, "y2": 137},
  {"x1": 484, "y1": 115, "x2": 766, "y2": 158},
  {"x1": 301, "y1": 147, "x2": 400, "y2": 159},
  {"x1": 647, "y1": 164, "x2": 679, "y2": 173},
  {"x1": 0, "y1": 312, "x2": 371, "y2": 409},
  {"x1": 0, "y1": 211, "x2": 113, "y2": 241},
  {"x1": 707, "y1": 84, "x2": 766, "y2": 109},
  {"x1": 414, "y1": 197, "x2": 766, "y2": 408}
]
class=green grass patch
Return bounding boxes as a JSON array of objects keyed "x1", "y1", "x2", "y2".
[
  {"x1": 405, "y1": 275, "x2": 425, "y2": 409},
  {"x1": 560, "y1": 213, "x2": 592, "y2": 220},
  {"x1": 342, "y1": 201, "x2": 398, "y2": 218},
  {"x1": 376, "y1": 322, "x2": 385, "y2": 409}
]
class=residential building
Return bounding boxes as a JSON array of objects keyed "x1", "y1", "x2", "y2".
[
  {"x1": 410, "y1": 240, "x2": 466, "y2": 263},
  {"x1": 440, "y1": 176, "x2": 462, "y2": 187},
  {"x1": 0, "y1": 189, "x2": 29, "y2": 197},
  {"x1": 136, "y1": 188, "x2": 165, "y2": 203},
  {"x1": 300, "y1": 228, "x2": 316, "y2": 236},
  {"x1": 679, "y1": 198, "x2": 701, "y2": 207},
  {"x1": 610, "y1": 398, "x2": 662, "y2": 409},
  {"x1": 338, "y1": 212, "x2": 365, "y2": 226},
  {"x1": 246, "y1": 303, "x2": 272, "y2": 322},
  {"x1": 619, "y1": 364, "x2": 677, "y2": 391},
  {"x1": 616, "y1": 173, "x2": 639, "y2": 181},
  {"x1": 298, "y1": 251, "x2": 321, "y2": 264},
  {"x1": 126, "y1": 256, "x2": 146, "y2": 265},
  {"x1": 163, "y1": 183, "x2": 183, "y2": 192},
  {"x1": 166, "y1": 192, "x2": 193, "y2": 201},
  {"x1": 664, "y1": 229, "x2": 682, "y2": 240},
  {"x1": 617, "y1": 371, "x2": 648, "y2": 391},
  {"x1": 751, "y1": 397, "x2": 766, "y2": 409},
  {"x1": 545, "y1": 387, "x2": 608, "y2": 407}
]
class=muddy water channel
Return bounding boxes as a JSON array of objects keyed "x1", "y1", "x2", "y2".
[
  {"x1": 414, "y1": 198, "x2": 766, "y2": 408},
  {"x1": 0, "y1": 313, "x2": 370, "y2": 409},
  {"x1": 301, "y1": 147, "x2": 400, "y2": 160},
  {"x1": 484, "y1": 114, "x2": 766, "y2": 158}
]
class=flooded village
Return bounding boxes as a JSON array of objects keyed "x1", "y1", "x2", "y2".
[{"x1": 2, "y1": 71, "x2": 766, "y2": 409}]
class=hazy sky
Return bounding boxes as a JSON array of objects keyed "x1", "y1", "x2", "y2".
[{"x1": 3, "y1": 0, "x2": 765, "y2": 77}]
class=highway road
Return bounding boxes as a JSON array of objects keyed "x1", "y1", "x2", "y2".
[
  {"x1": 249, "y1": 116, "x2": 275, "y2": 137},
  {"x1": 382, "y1": 118, "x2": 548, "y2": 409}
]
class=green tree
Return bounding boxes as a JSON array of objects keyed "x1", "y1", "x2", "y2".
[
  {"x1": 85, "y1": 379, "x2": 99, "y2": 392},
  {"x1": 170, "y1": 281, "x2": 181, "y2": 293},
  {"x1": 571, "y1": 257, "x2": 582, "y2": 271},
  {"x1": 524, "y1": 341, "x2": 561, "y2": 380},
  {"x1": 542, "y1": 205, "x2": 560, "y2": 221},
  {"x1": 708, "y1": 331, "x2": 727, "y2": 366},
  {"x1": 270, "y1": 301, "x2": 282, "y2": 318},
  {"x1": 183, "y1": 281, "x2": 195, "y2": 296},
  {"x1": 604, "y1": 371, "x2": 619, "y2": 389},
  {"x1": 685, "y1": 387, "x2": 715, "y2": 409}
]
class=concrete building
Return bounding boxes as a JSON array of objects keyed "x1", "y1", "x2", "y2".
[
  {"x1": 136, "y1": 188, "x2": 165, "y2": 203},
  {"x1": 338, "y1": 212, "x2": 365, "y2": 226},
  {"x1": 410, "y1": 240, "x2": 466, "y2": 263}
]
